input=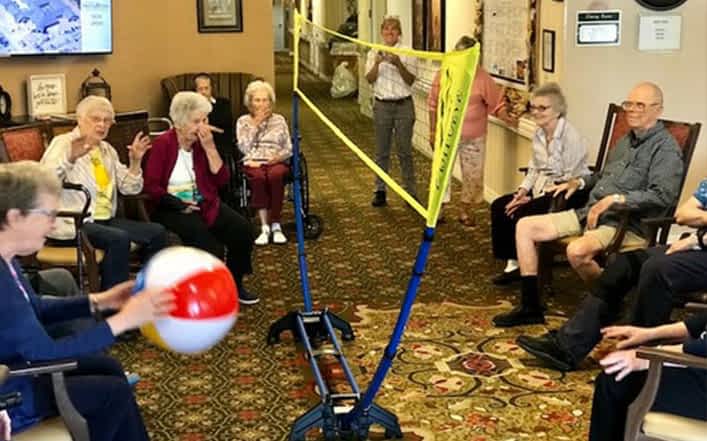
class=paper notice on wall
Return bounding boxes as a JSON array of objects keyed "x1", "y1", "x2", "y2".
[{"x1": 638, "y1": 15, "x2": 681, "y2": 51}]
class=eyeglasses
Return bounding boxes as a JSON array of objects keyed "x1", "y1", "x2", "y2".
[
  {"x1": 87, "y1": 115, "x2": 115, "y2": 126},
  {"x1": 26, "y1": 208, "x2": 58, "y2": 220},
  {"x1": 621, "y1": 101, "x2": 661, "y2": 112},
  {"x1": 529, "y1": 104, "x2": 551, "y2": 112}
]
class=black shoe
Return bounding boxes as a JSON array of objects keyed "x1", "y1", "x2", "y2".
[
  {"x1": 492, "y1": 268, "x2": 521, "y2": 285},
  {"x1": 492, "y1": 305, "x2": 545, "y2": 327},
  {"x1": 238, "y1": 288, "x2": 260, "y2": 305},
  {"x1": 516, "y1": 333, "x2": 577, "y2": 371},
  {"x1": 371, "y1": 191, "x2": 387, "y2": 207}
]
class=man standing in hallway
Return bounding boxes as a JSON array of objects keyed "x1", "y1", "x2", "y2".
[{"x1": 365, "y1": 16, "x2": 418, "y2": 207}]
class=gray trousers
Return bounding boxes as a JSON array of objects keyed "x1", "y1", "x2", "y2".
[{"x1": 373, "y1": 98, "x2": 417, "y2": 197}]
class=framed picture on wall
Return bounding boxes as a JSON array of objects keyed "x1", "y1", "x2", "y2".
[
  {"x1": 26, "y1": 74, "x2": 67, "y2": 117},
  {"x1": 542, "y1": 29, "x2": 556, "y2": 72},
  {"x1": 411, "y1": 0, "x2": 446, "y2": 51},
  {"x1": 197, "y1": 0, "x2": 243, "y2": 33}
]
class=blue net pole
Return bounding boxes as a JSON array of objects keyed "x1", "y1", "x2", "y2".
[
  {"x1": 291, "y1": 93, "x2": 314, "y2": 312},
  {"x1": 349, "y1": 226, "x2": 435, "y2": 417}
]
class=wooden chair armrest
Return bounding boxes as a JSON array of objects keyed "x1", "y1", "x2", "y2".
[
  {"x1": 604, "y1": 206, "x2": 631, "y2": 256},
  {"x1": 641, "y1": 216, "x2": 676, "y2": 246},
  {"x1": 686, "y1": 302, "x2": 707, "y2": 312},
  {"x1": 637, "y1": 347, "x2": 707, "y2": 369}
]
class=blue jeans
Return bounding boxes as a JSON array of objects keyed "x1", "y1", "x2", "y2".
[{"x1": 83, "y1": 218, "x2": 166, "y2": 290}]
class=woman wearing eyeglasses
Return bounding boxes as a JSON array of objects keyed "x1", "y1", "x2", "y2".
[
  {"x1": 0, "y1": 161, "x2": 174, "y2": 440},
  {"x1": 489, "y1": 83, "x2": 591, "y2": 285},
  {"x1": 40, "y1": 96, "x2": 167, "y2": 290}
]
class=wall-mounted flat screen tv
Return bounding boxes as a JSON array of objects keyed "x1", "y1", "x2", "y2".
[{"x1": 0, "y1": 0, "x2": 112, "y2": 56}]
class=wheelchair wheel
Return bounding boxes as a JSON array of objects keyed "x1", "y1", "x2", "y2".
[{"x1": 303, "y1": 214, "x2": 323, "y2": 240}]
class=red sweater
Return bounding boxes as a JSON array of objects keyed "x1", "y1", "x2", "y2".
[{"x1": 144, "y1": 129, "x2": 230, "y2": 226}]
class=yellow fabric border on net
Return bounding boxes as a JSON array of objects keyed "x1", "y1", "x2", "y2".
[{"x1": 292, "y1": 10, "x2": 478, "y2": 227}]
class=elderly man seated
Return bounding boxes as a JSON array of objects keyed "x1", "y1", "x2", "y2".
[
  {"x1": 41, "y1": 96, "x2": 167, "y2": 290},
  {"x1": 194, "y1": 73, "x2": 234, "y2": 160},
  {"x1": 493, "y1": 82, "x2": 684, "y2": 327},
  {"x1": 516, "y1": 181, "x2": 707, "y2": 370}
]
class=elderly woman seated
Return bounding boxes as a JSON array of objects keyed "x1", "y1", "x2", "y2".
[
  {"x1": 144, "y1": 91, "x2": 259, "y2": 305},
  {"x1": 236, "y1": 80, "x2": 293, "y2": 245},
  {"x1": 489, "y1": 83, "x2": 590, "y2": 285},
  {"x1": 0, "y1": 161, "x2": 174, "y2": 441},
  {"x1": 41, "y1": 96, "x2": 167, "y2": 290}
]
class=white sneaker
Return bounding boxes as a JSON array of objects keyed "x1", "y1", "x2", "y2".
[
  {"x1": 272, "y1": 226, "x2": 287, "y2": 244},
  {"x1": 255, "y1": 225, "x2": 270, "y2": 245}
]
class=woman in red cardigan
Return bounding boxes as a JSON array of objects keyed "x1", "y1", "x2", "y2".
[{"x1": 143, "y1": 91, "x2": 259, "y2": 305}]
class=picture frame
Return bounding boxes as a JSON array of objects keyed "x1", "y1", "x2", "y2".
[
  {"x1": 412, "y1": 0, "x2": 445, "y2": 52},
  {"x1": 542, "y1": 29, "x2": 556, "y2": 73},
  {"x1": 197, "y1": 0, "x2": 243, "y2": 33},
  {"x1": 27, "y1": 74, "x2": 67, "y2": 117}
]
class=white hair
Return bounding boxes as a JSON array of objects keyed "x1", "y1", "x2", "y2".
[
  {"x1": 531, "y1": 82, "x2": 568, "y2": 118},
  {"x1": 76, "y1": 95, "x2": 114, "y2": 120},
  {"x1": 169, "y1": 91, "x2": 213, "y2": 128},
  {"x1": 243, "y1": 80, "x2": 276, "y2": 109}
]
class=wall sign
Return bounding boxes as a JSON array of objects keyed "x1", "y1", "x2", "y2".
[
  {"x1": 576, "y1": 10, "x2": 622, "y2": 46},
  {"x1": 638, "y1": 15, "x2": 681, "y2": 51},
  {"x1": 27, "y1": 74, "x2": 67, "y2": 117}
]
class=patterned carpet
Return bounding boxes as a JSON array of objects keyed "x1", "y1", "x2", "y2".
[{"x1": 110, "y1": 56, "x2": 602, "y2": 440}]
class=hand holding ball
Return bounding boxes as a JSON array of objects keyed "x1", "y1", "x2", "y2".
[{"x1": 132, "y1": 247, "x2": 240, "y2": 354}]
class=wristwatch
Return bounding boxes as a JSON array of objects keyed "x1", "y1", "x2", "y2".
[
  {"x1": 612, "y1": 194, "x2": 624, "y2": 204},
  {"x1": 697, "y1": 227, "x2": 707, "y2": 250}
]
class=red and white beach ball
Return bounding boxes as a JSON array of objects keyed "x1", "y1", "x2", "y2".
[{"x1": 134, "y1": 246, "x2": 239, "y2": 354}]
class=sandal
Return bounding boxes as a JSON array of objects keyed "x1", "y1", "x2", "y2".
[{"x1": 458, "y1": 204, "x2": 476, "y2": 227}]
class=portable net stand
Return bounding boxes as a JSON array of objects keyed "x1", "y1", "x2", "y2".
[{"x1": 267, "y1": 10, "x2": 478, "y2": 440}]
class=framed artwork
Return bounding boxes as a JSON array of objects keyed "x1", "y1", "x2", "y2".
[
  {"x1": 412, "y1": 0, "x2": 445, "y2": 51},
  {"x1": 542, "y1": 29, "x2": 556, "y2": 72},
  {"x1": 197, "y1": 0, "x2": 243, "y2": 33},
  {"x1": 26, "y1": 74, "x2": 67, "y2": 117}
]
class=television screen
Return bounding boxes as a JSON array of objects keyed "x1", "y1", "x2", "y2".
[{"x1": 0, "y1": 0, "x2": 112, "y2": 56}]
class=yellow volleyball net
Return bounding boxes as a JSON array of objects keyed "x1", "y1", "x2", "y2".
[{"x1": 291, "y1": 10, "x2": 478, "y2": 228}]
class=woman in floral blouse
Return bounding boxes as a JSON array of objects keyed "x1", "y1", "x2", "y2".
[{"x1": 237, "y1": 80, "x2": 293, "y2": 245}]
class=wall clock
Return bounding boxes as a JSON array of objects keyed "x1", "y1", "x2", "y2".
[{"x1": 635, "y1": 0, "x2": 688, "y2": 11}]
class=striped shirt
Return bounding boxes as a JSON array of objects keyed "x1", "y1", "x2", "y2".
[
  {"x1": 365, "y1": 42, "x2": 418, "y2": 100},
  {"x1": 521, "y1": 118, "x2": 591, "y2": 195},
  {"x1": 41, "y1": 127, "x2": 143, "y2": 239}
]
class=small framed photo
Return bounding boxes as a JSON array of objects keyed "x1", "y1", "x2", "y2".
[
  {"x1": 197, "y1": 0, "x2": 243, "y2": 33},
  {"x1": 542, "y1": 29, "x2": 556, "y2": 73},
  {"x1": 27, "y1": 74, "x2": 67, "y2": 117}
]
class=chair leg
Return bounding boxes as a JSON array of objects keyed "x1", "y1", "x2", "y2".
[{"x1": 538, "y1": 245, "x2": 555, "y2": 297}]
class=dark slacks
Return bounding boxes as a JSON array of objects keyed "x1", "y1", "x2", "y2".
[
  {"x1": 557, "y1": 247, "x2": 707, "y2": 362},
  {"x1": 83, "y1": 218, "x2": 167, "y2": 290},
  {"x1": 490, "y1": 190, "x2": 588, "y2": 260},
  {"x1": 373, "y1": 98, "x2": 417, "y2": 197},
  {"x1": 244, "y1": 163, "x2": 290, "y2": 223},
  {"x1": 589, "y1": 367, "x2": 707, "y2": 441},
  {"x1": 153, "y1": 202, "x2": 255, "y2": 278},
  {"x1": 34, "y1": 355, "x2": 150, "y2": 441}
]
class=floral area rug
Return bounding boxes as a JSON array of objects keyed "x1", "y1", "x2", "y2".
[{"x1": 308, "y1": 300, "x2": 613, "y2": 441}]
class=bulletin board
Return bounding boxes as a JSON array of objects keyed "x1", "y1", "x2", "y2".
[{"x1": 479, "y1": 0, "x2": 537, "y2": 89}]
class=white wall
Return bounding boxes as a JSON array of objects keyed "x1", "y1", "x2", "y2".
[
  {"x1": 445, "y1": 0, "x2": 478, "y2": 52},
  {"x1": 562, "y1": 0, "x2": 707, "y2": 201},
  {"x1": 385, "y1": 0, "x2": 413, "y2": 47}
]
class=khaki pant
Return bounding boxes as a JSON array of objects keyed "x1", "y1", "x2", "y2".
[{"x1": 548, "y1": 209, "x2": 648, "y2": 251}]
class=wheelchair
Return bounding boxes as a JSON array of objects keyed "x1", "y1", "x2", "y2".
[{"x1": 222, "y1": 148, "x2": 323, "y2": 240}]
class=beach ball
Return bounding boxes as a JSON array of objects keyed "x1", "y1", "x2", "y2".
[{"x1": 134, "y1": 246, "x2": 239, "y2": 354}]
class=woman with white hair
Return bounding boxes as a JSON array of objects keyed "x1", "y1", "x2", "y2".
[
  {"x1": 0, "y1": 161, "x2": 173, "y2": 440},
  {"x1": 489, "y1": 82, "x2": 590, "y2": 285},
  {"x1": 237, "y1": 80, "x2": 292, "y2": 245},
  {"x1": 41, "y1": 95, "x2": 167, "y2": 290},
  {"x1": 144, "y1": 91, "x2": 259, "y2": 305}
]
